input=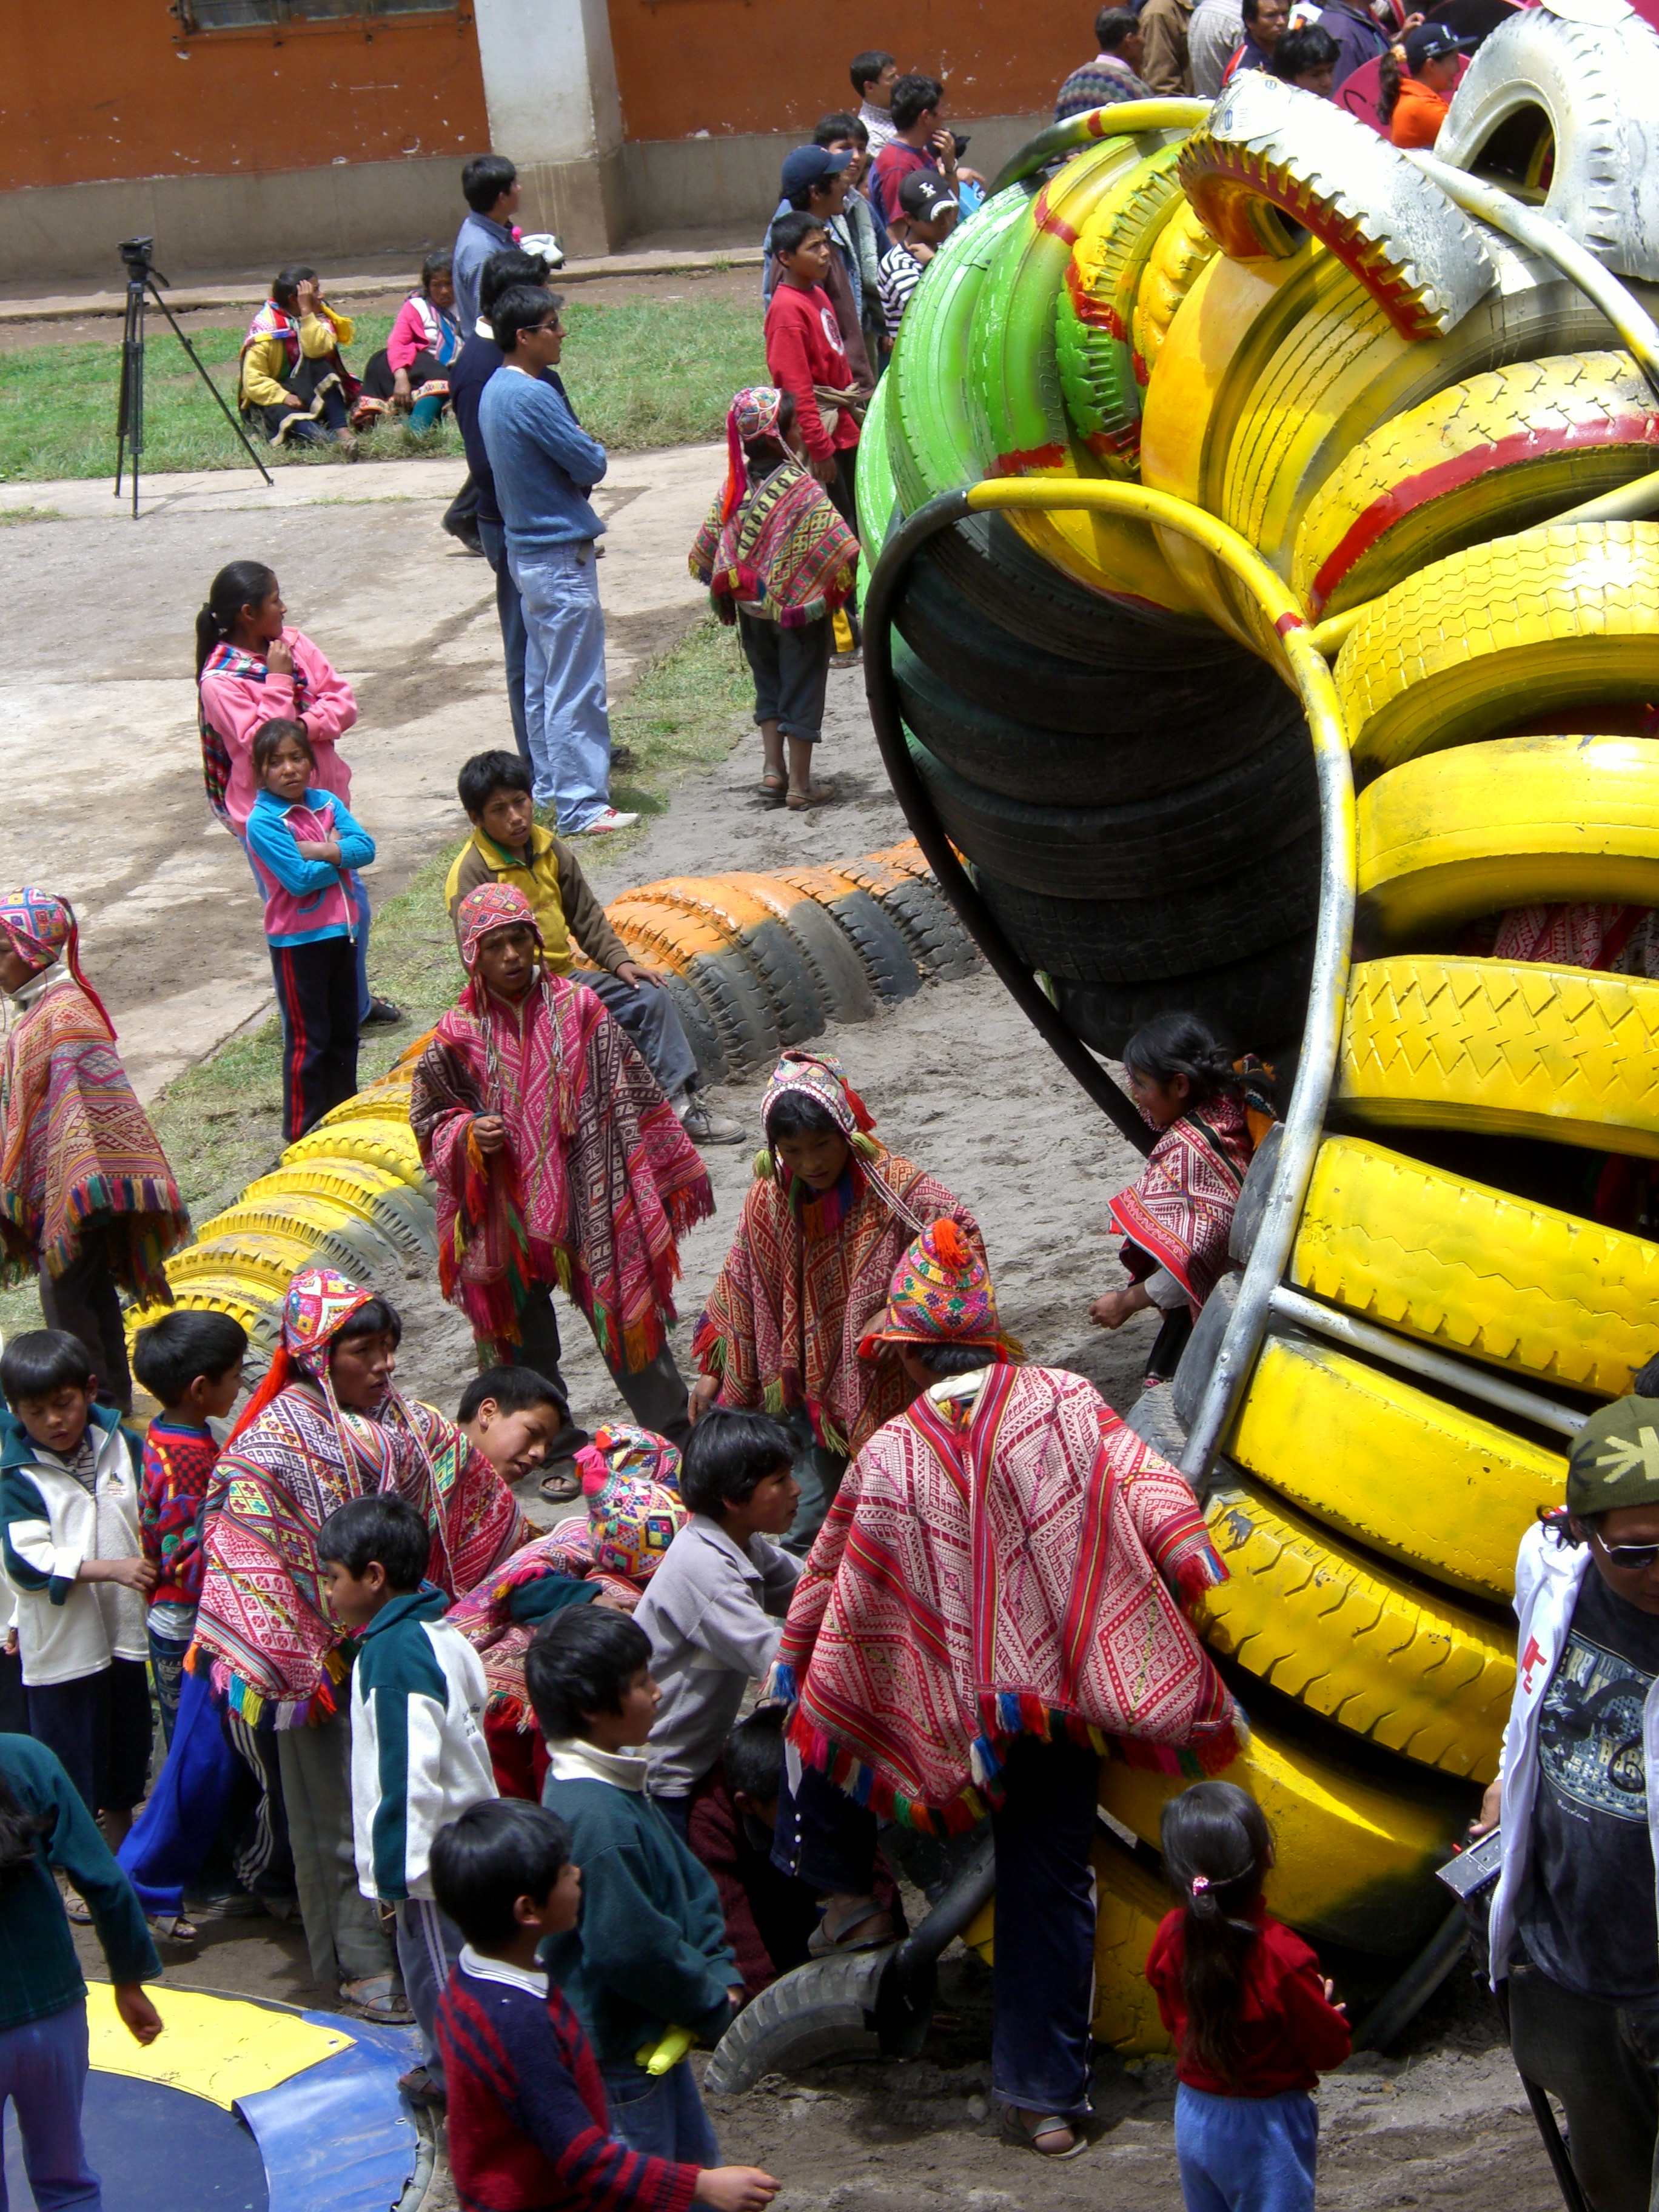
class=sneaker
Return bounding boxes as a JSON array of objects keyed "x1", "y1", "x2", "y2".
[
  {"x1": 571, "y1": 806, "x2": 639, "y2": 835},
  {"x1": 679, "y1": 1099, "x2": 746, "y2": 1145}
]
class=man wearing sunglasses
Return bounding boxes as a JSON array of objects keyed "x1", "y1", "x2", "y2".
[{"x1": 1476, "y1": 1380, "x2": 1659, "y2": 2212}]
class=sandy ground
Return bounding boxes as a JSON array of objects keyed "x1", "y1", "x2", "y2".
[{"x1": 33, "y1": 453, "x2": 1570, "y2": 2207}]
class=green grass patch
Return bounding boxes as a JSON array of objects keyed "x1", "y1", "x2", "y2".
[
  {"x1": 0, "y1": 298, "x2": 765, "y2": 483},
  {"x1": 0, "y1": 615, "x2": 750, "y2": 1347}
]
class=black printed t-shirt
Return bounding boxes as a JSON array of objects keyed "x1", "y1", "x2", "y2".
[{"x1": 1519, "y1": 1567, "x2": 1659, "y2": 2003}]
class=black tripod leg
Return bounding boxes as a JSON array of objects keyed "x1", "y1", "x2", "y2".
[
  {"x1": 114, "y1": 281, "x2": 141, "y2": 506},
  {"x1": 147, "y1": 280, "x2": 273, "y2": 487}
]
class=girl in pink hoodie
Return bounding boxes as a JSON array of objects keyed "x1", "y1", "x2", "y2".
[{"x1": 196, "y1": 559, "x2": 400, "y2": 1027}]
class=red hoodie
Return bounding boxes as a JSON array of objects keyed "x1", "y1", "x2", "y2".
[
  {"x1": 1145, "y1": 1903, "x2": 1352, "y2": 2096},
  {"x1": 764, "y1": 281, "x2": 858, "y2": 462}
]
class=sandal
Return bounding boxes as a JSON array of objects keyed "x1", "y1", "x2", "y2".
[
  {"x1": 760, "y1": 773, "x2": 787, "y2": 805},
  {"x1": 785, "y1": 783, "x2": 836, "y2": 811},
  {"x1": 147, "y1": 1912, "x2": 200, "y2": 1946},
  {"x1": 997, "y1": 2104, "x2": 1089, "y2": 2159},
  {"x1": 806, "y1": 1897, "x2": 896, "y2": 1957},
  {"x1": 398, "y1": 2064, "x2": 447, "y2": 2110},
  {"x1": 539, "y1": 1464, "x2": 583, "y2": 1504},
  {"x1": 340, "y1": 1974, "x2": 415, "y2": 2026},
  {"x1": 60, "y1": 1886, "x2": 93, "y2": 1925}
]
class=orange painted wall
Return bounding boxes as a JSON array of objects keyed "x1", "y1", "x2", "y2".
[
  {"x1": 2, "y1": 0, "x2": 489, "y2": 192},
  {"x1": 605, "y1": 0, "x2": 1071, "y2": 140}
]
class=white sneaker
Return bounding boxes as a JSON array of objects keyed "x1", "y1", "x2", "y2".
[{"x1": 572, "y1": 806, "x2": 639, "y2": 835}]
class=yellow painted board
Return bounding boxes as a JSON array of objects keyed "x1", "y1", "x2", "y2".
[
  {"x1": 1099, "y1": 1720, "x2": 1469, "y2": 1954},
  {"x1": 1230, "y1": 1333, "x2": 1564, "y2": 1601},
  {"x1": 1336, "y1": 956, "x2": 1659, "y2": 1156},
  {"x1": 85, "y1": 1981, "x2": 351, "y2": 2109},
  {"x1": 1199, "y1": 1475, "x2": 1513, "y2": 1782},
  {"x1": 1292, "y1": 1133, "x2": 1659, "y2": 1398},
  {"x1": 1357, "y1": 734, "x2": 1659, "y2": 945}
]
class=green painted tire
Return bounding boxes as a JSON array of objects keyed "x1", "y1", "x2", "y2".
[{"x1": 1054, "y1": 142, "x2": 1185, "y2": 469}]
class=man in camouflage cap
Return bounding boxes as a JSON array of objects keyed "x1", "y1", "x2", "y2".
[{"x1": 1473, "y1": 1389, "x2": 1659, "y2": 2212}]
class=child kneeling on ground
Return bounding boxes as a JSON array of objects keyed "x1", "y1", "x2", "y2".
[
  {"x1": 1146, "y1": 1781, "x2": 1351, "y2": 2212},
  {"x1": 320, "y1": 1493, "x2": 500, "y2": 2110},
  {"x1": 432, "y1": 1797, "x2": 777, "y2": 2210},
  {"x1": 689, "y1": 385, "x2": 859, "y2": 812},
  {"x1": 527, "y1": 1607, "x2": 740, "y2": 2163}
]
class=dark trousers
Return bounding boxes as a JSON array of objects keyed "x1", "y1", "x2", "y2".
[
  {"x1": 270, "y1": 933, "x2": 360, "y2": 1141},
  {"x1": 27, "y1": 1658, "x2": 152, "y2": 1819},
  {"x1": 444, "y1": 472, "x2": 480, "y2": 537},
  {"x1": 247, "y1": 354, "x2": 349, "y2": 445},
  {"x1": 38, "y1": 1230, "x2": 132, "y2": 1413},
  {"x1": 504, "y1": 1282, "x2": 694, "y2": 1451},
  {"x1": 990, "y1": 1737, "x2": 1100, "y2": 2121},
  {"x1": 779, "y1": 1404, "x2": 847, "y2": 1558},
  {"x1": 772, "y1": 1758, "x2": 881, "y2": 1894},
  {"x1": 479, "y1": 517, "x2": 532, "y2": 764},
  {"x1": 737, "y1": 611, "x2": 835, "y2": 745},
  {"x1": 581, "y1": 969, "x2": 699, "y2": 1105},
  {"x1": 1509, "y1": 1951, "x2": 1659, "y2": 2212}
]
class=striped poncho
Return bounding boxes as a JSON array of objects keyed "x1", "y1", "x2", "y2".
[{"x1": 689, "y1": 456, "x2": 860, "y2": 628}]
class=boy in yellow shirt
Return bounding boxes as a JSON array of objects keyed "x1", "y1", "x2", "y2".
[{"x1": 444, "y1": 751, "x2": 742, "y2": 1146}]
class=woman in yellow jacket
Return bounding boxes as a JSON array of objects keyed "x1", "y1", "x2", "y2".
[{"x1": 239, "y1": 265, "x2": 360, "y2": 447}]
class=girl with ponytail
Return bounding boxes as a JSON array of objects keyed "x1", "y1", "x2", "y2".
[
  {"x1": 1148, "y1": 1782, "x2": 1350, "y2": 2212},
  {"x1": 1090, "y1": 1010, "x2": 1261, "y2": 1382}
]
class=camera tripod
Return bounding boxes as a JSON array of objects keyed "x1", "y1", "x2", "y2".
[{"x1": 113, "y1": 236, "x2": 272, "y2": 516}]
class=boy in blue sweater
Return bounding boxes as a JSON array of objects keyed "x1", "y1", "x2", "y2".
[
  {"x1": 320, "y1": 1493, "x2": 498, "y2": 2108},
  {"x1": 478, "y1": 283, "x2": 636, "y2": 839},
  {"x1": 526, "y1": 1607, "x2": 740, "y2": 2162}
]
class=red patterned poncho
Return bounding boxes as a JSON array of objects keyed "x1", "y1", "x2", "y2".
[
  {"x1": 1108, "y1": 1093, "x2": 1253, "y2": 1316},
  {"x1": 411, "y1": 971, "x2": 714, "y2": 1368},
  {"x1": 776, "y1": 1362, "x2": 1243, "y2": 1832}
]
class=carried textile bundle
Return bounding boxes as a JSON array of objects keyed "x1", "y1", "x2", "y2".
[
  {"x1": 411, "y1": 884, "x2": 714, "y2": 1366},
  {"x1": 689, "y1": 386, "x2": 861, "y2": 628},
  {"x1": 0, "y1": 888, "x2": 187, "y2": 1304},
  {"x1": 192, "y1": 1268, "x2": 526, "y2": 1727},
  {"x1": 694, "y1": 1050, "x2": 987, "y2": 1455}
]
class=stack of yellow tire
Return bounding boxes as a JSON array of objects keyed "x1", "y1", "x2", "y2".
[{"x1": 871, "y1": 0, "x2": 1659, "y2": 2043}]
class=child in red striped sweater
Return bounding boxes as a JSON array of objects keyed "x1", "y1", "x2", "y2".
[{"x1": 432, "y1": 1798, "x2": 778, "y2": 2212}]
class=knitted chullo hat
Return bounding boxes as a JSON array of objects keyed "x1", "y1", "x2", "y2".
[
  {"x1": 576, "y1": 1423, "x2": 686, "y2": 1581},
  {"x1": 857, "y1": 1217, "x2": 1010, "y2": 1359},
  {"x1": 0, "y1": 886, "x2": 117, "y2": 1037},
  {"x1": 1567, "y1": 1396, "x2": 1659, "y2": 1517}
]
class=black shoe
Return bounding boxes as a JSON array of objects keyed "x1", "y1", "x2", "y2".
[
  {"x1": 443, "y1": 515, "x2": 485, "y2": 556},
  {"x1": 361, "y1": 996, "x2": 405, "y2": 1028}
]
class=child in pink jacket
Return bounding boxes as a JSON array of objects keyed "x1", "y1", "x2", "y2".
[{"x1": 196, "y1": 558, "x2": 400, "y2": 1027}]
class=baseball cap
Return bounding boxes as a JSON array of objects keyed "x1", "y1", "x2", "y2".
[
  {"x1": 1403, "y1": 22, "x2": 1480, "y2": 68},
  {"x1": 1567, "y1": 1396, "x2": 1659, "y2": 1518},
  {"x1": 780, "y1": 145, "x2": 854, "y2": 199},
  {"x1": 897, "y1": 172, "x2": 960, "y2": 222}
]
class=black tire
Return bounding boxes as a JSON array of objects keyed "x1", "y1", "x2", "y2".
[
  {"x1": 361, "y1": 1184, "x2": 439, "y2": 1261},
  {"x1": 893, "y1": 542, "x2": 1281, "y2": 734},
  {"x1": 705, "y1": 1948, "x2": 890, "y2": 2094},
  {"x1": 874, "y1": 874, "x2": 980, "y2": 982},
  {"x1": 771, "y1": 897, "x2": 880, "y2": 1030},
  {"x1": 680, "y1": 950, "x2": 782, "y2": 1076},
  {"x1": 971, "y1": 830, "x2": 1322, "y2": 982},
  {"x1": 659, "y1": 969, "x2": 729, "y2": 1087},
  {"x1": 908, "y1": 723, "x2": 1319, "y2": 900},
  {"x1": 928, "y1": 510, "x2": 1244, "y2": 663},
  {"x1": 1051, "y1": 933, "x2": 1316, "y2": 1059},
  {"x1": 896, "y1": 635, "x2": 1305, "y2": 807},
  {"x1": 738, "y1": 919, "x2": 824, "y2": 1048},
  {"x1": 816, "y1": 888, "x2": 925, "y2": 1004}
]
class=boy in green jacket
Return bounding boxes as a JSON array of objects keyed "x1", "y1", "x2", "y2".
[{"x1": 526, "y1": 1606, "x2": 739, "y2": 2163}]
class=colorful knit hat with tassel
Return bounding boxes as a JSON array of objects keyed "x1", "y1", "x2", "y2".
[
  {"x1": 457, "y1": 882, "x2": 543, "y2": 971},
  {"x1": 858, "y1": 1217, "x2": 1009, "y2": 1358},
  {"x1": 0, "y1": 887, "x2": 117, "y2": 1038},
  {"x1": 228, "y1": 1265, "x2": 381, "y2": 1441},
  {"x1": 721, "y1": 386, "x2": 786, "y2": 522},
  {"x1": 577, "y1": 1424, "x2": 686, "y2": 1581}
]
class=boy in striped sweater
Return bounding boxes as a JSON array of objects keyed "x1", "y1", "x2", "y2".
[
  {"x1": 432, "y1": 1798, "x2": 778, "y2": 2211},
  {"x1": 320, "y1": 1493, "x2": 499, "y2": 2108}
]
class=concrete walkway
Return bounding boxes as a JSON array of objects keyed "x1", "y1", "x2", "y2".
[{"x1": 0, "y1": 444, "x2": 720, "y2": 1098}]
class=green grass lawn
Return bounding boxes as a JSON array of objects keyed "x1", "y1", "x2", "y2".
[
  {"x1": 0, "y1": 296, "x2": 766, "y2": 482},
  {"x1": 0, "y1": 615, "x2": 752, "y2": 1346}
]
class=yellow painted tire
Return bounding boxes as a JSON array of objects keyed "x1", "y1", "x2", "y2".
[
  {"x1": 1099, "y1": 1715, "x2": 1470, "y2": 1954},
  {"x1": 1336, "y1": 954, "x2": 1659, "y2": 1159},
  {"x1": 1358, "y1": 732, "x2": 1659, "y2": 946},
  {"x1": 169, "y1": 1230, "x2": 323, "y2": 1298},
  {"x1": 1295, "y1": 351, "x2": 1659, "y2": 620},
  {"x1": 281, "y1": 1118, "x2": 429, "y2": 1187},
  {"x1": 1054, "y1": 143, "x2": 1186, "y2": 467},
  {"x1": 1199, "y1": 1474, "x2": 1513, "y2": 1782},
  {"x1": 1131, "y1": 197, "x2": 1219, "y2": 388},
  {"x1": 1336, "y1": 522, "x2": 1659, "y2": 777},
  {"x1": 312, "y1": 1087, "x2": 414, "y2": 1130},
  {"x1": 1228, "y1": 1332, "x2": 1564, "y2": 1600},
  {"x1": 1294, "y1": 1134, "x2": 1659, "y2": 1398},
  {"x1": 124, "y1": 1277, "x2": 272, "y2": 1347}
]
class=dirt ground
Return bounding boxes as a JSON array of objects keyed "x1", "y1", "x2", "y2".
[{"x1": 35, "y1": 443, "x2": 1568, "y2": 2206}]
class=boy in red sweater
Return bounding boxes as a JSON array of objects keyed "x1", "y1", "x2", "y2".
[
  {"x1": 763, "y1": 214, "x2": 864, "y2": 668},
  {"x1": 432, "y1": 1798, "x2": 778, "y2": 2212}
]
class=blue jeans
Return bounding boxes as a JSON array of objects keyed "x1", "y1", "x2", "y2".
[
  {"x1": 479, "y1": 517, "x2": 531, "y2": 766},
  {"x1": 599, "y1": 2057, "x2": 720, "y2": 2166},
  {"x1": 1174, "y1": 2083, "x2": 1318, "y2": 2212},
  {"x1": 0, "y1": 2000, "x2": 100, "y2": 2210},
  {"x1": 509, "y1": 538, "x2": 614, "y2": 831}
]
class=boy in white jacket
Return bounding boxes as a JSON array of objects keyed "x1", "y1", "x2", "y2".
[
  {"x1": 0, "y1": 1329, "x2": 155, "y2": 1837},
  {"x1": 319, "y1": 1492, "x2": 497, "y2": 2108},
  {"x1": 1474, "y1": 1387, "x2": 1659, "y2": 2212}
]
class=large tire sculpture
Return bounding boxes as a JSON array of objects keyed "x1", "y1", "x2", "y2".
[{"x1": 858, "y1": 0, "x2": 1659, "y2": 2055}]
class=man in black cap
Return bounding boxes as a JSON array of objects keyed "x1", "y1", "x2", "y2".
[
  {"x1": 1474, "y1": 1382, "x2": 1659, "y2": 2212},
  {"x1": 876, "y1": 173, "x2": 960, "y2": 341},
  {"x1": 1385, "y1": 21, "x2": 1480, "y2": 146}
]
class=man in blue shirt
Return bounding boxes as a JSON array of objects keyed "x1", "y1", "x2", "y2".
[
  {"x1": 452, "y1": 153, "x2": 521, "y2": 332},
  {"x1": 480, "y1": 286, "x2": 637, "y2": 837}
]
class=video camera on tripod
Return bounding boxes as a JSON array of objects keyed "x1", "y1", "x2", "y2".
[{"x1": 114, "y1": 234, "x2": 273, "y2": 515}]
